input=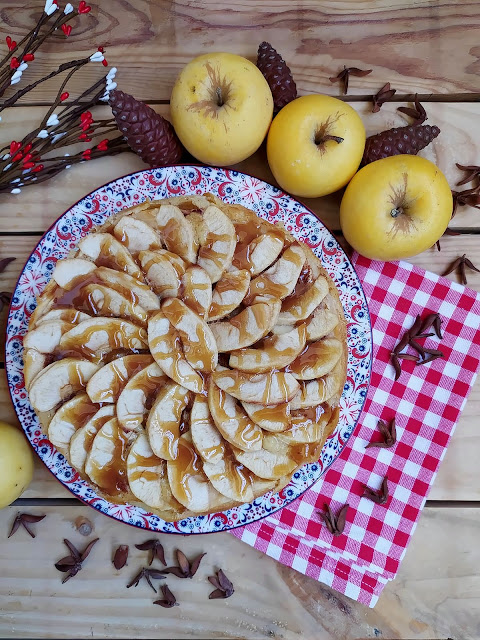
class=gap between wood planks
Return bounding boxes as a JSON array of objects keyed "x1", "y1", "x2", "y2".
[
  {"x1": 10, "y1": 497, "x2": 480, "y2": 508},
  {"x1": 5, "y1": 93, "x2": 480, "y2": 107}
]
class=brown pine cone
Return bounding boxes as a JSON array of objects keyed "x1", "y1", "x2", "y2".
[
  {"x1": 109, "y1": 89, "x2": 183, "y2": 167},
  {"x1": 363, "y1": 124, "x2": 440, "y2": 165},
  {"x1": 256, "y1": 42, "x2": 297, "y2": 112}
]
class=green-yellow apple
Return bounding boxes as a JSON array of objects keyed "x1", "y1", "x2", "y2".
[
  {"x1": 170, "y1": 52, "x2": 273, "y2": 166},
  {"x1": 266, "y1": 94, "x2": 366, "y2": 197},
  {"x1": 0, "y1": 421, "x2": 34, "y2": 509},
  {"x1": 340, "y1": 155, "x2": 453, "y2": 261}
]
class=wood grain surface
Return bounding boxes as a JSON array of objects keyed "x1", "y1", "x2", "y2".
[
  {"x1": 1, "y1": 1, "x2": 480, "y2": 637},
  {"x1": 1, "y1": 0, "x2": 480, "y2": 102},
  {"x1": 1, "y1": 102, "x2": 480, "y2": 234},
  {"x1": 0, "y1": 504, "x2": 478, "y2": 640}
]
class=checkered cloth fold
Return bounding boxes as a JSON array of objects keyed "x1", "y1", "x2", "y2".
[{"x1": 231, "y1": 254, "x2": 480, "y2": 606}]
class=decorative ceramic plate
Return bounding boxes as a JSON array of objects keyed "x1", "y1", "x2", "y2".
[{"x1": 6, "y1": 165, "x2": 372, "y2": 534}]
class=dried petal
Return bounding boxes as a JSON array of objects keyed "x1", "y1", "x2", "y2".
[
  {"x1": 209, "y1": 588, "x2": 228, "y2": 599},
  {"x1": 397, "y1": 95, "x2": 427, "y2": 124},
  {"x1": 419, "y1": 313, "x2": 438, "y2": 334},
  {"x1": 393, "y1": 332, "x2": 410, "y2": 354},
  {"x1": 372, "y1": 83, "x2": 396, "y2": 112},
  {"x1": 0, "y1": 257, "x2": 15, "y2": 272},
  {"x1": 55, "y1": 555, "x2": 78, "y2": 571},
  {"x1": 443, "y1": 256, "x2": 464, "y2": 276},
  {"x1": 175, "y1": 549, "x2": 190, "y2": 576},
  {"x1": 396, "y1": 353, "x2": 418, "y2": 361},
  {"x1": 217, "y1": 569, "x2": 234, "y2": 594},
  {"x1": 80, "y1": 537, "x2": 99, "y2": 561},
  {"x1": 433, "y1": 316, "x2": 443, "y2": 340},
  {"x1": 113, "y1": 544, "x2": 129, "y2": 570},
  {"x1": 363, "y1": 478, "x2": 389, "y2": 505},
  {"x1": 154, "y1": 585, "x2": 179, "y2": 607},
  {"x1": 335, "y1": 504, "x2": 349, "y2": 536},
  {"x1": 208, "y1": 575, "x2": 222, "y2": 590},
  {"x1": 391, "y1": 353, "x2": 402, "y2": 381},
  {"x1": 189, "y1": 552, "x2": 206, "y2": 577},
  {"x1": 7, "y1": 515, "x2": 21, "y2": 539},
  {"x1": 135, "y1": 539, "x2": 157, "y2": 551},
  {"x1": 163, "y1": 566, "x2": 188, "y2": 578},
  {"x1": 408, "y1": 339, "x2": 426, "y2": 359},
  {"x1": 64, "y1": 539, "x2": 81, "y2": 561},
  {"x1": 464, "y1": 258, "x2": 480, "y2": 274},
  {"x1": 148, "y1": 569, "x2": 167, "y2": 580}
]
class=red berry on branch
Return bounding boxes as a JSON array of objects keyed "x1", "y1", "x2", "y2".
[
  {"x1": 6, "y1": 36, "x2": 17, "y2": 51},
  {"x1": 97, "y1": 46, "x2": 105, "y2": 53},
  {"x1": 32, "y1": 164, "x2": 44, "y2": 173},
  {"x1": 102, "y1": 59, "x2": 108, "y2": 67},
  {"x1": 60, "y1": 92, "x2": 69, "y2": 101},
  {"x1": 61, "y1": 24, "x2": 72, "y2": 37},
  {"x1": 23, "y1": 162, "x2": 36, "y2": 169},
  {"x1": 10, "y1": 57, "x2": 20, "y2": 69},
  {"x1": 23, "y1": 153, "x2": 33, "y2": 163},
  {"x1": 23, "y1": 143, "x2": 32, "y2": 153},
  {"x1": 23, "y1": 53, "x2": 35, "y2": 62},
  {"x1": 82, "y1": 149, "x2": 92, "y2": 159},
  {"x1": 97, "y1": 139, "x2": 109, "y2": 151},
  {"x1": 10, "y1": 141, "x2": 21, "y2": 155},
  {"x1": 12, "y1": 153, "x2": 23, "y2": 162},
  {"x1": 109, "y1": 89, "x2": 183, "y2": 166},
  {"x1": 78, "y1": 2, "x2": 91, "y2": 14}
]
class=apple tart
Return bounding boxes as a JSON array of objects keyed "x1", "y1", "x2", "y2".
[{"x1": 24, "y1": 193, "x2": 347, "y2": 521}]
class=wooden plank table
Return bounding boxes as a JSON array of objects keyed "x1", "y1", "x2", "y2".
[{"x1": 1, "y1": 1, "x2": 480, "y2": 638}]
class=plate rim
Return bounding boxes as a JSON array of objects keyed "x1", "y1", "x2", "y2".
[{"x1": 5, "y1": 163, "x2": 373, "y2": 534}]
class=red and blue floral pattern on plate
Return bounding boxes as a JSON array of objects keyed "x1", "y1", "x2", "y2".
[{"x1": 6, "y1": 165, "x2": 372, "y2": 534}]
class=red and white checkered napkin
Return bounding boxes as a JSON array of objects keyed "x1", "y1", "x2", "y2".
[{"x1": 231, "y1": 254, "x2": 480, "y2": 607}]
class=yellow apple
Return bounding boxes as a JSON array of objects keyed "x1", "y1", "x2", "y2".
[
  {"x1": 266, "y1": 94, "x2": 365, "y2": 198},
  {"x1": 340, "y1": 155, "x2": 453, "y2": 261},
  {"x1": 0, "y1": 421, "x2": 34, "y2": 509},
  {"x1": 170, "y1": 52, "x2": 273, "y2": 166}
]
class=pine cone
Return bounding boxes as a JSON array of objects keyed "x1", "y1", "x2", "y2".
[
  {"x1": 109, "y1": 89, "x2": 183, "y2": 167},
  {"x1": 363, "y1": 124, "x2": 440, "y2": 165},
  {"x1": 256, "y1": 42, "x2": 297, "y2": 112}
]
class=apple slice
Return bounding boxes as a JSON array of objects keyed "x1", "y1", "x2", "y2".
[
  {"x1": 78, "y1": 232, "x2": 143, "y2": 280},
  {"x1": 58, "y1": 317, "x2": 148, "y2": 363},
  {"x1": 195, "y1": 205, "x2": 236, "y2": 282},
  {"x1": 209, "y1": 297, "x2": 281, "y2": 351},
  {"x1": 86, "y1": 354, "x2": 153, "y2": 403},
  {"x1": 146, "y1": 382, "x2": 191, "y2": 460},
  {"x1": 113, "y1": 216, "x2": 161, "y2": 254},
  {"x1": 288, "y1": 338, "x2": 342, "y2": 380},
  {"x1": 28, "y1": 358, "x2": 100, "y2": 412},
  {"x1": 23, "y1": 349, "x2": 47, "y2": 391},
  {"x1": 148, "y1": 311, "x2": 205, "y2": 394},
  {"x1": 232, "y1": 445, "x2": 296, "y2": 480},
  {"x1": 84, "y1": 418, "x2": 134, "y2": 496},
  {"x1": 117, "y1": 362, "x2": 167, "y2": 431},
  {"x1": 47, "y1": 392, "x2": 98, "y2": 456},
  {"x1": 80, "y1": 284, "x2": 148, "y2": 327},
  {"x1": 202, "y1": 443, "x2": 255, "y2": 503},
  {"x1": 69, "y1": 405, "x2": 116, "y2": 473},
  {"x1": 212, "y1": 369, "x2": 300, "y2": 405},
  {"x1": 127, "y1": 432, "x2": 183, "y2": 512},
  {"x1": 36, "y1": 309, "x2": 91, "y2": 326},
  {"x1": 247, "y1": 244, "x2": 305, "y2": 301},
  {"x1": 139, "y1": 249, "x2": 186, "y2": 299},
  {"x1": 182, "y1": 265, "x2": 212, "y2": 319},
  {"x1": 154, "y1": 194, "x2": 210, "y2": 211},
  {"x1": 208, "y1": 269, "x2": 251, "y2": 322},
  {"x1": 241, "y1": 402, "x2": 291, "y2": 432},
  {"x1": 190, "y1": 395, "x2": 225, "y2": 465},
  {"x1": 277, "y1": 275, "x2": 329, "y2": 325},
  {"x1": 208, "y1": 376, "x2": 262, "y2": 451},
  {"x1": 274, "y1": 406, "x2": 333, "y2": 445},
  {"x1": 305, "y1": 294, "x2": 341, "y2": 341},
  {"x1": 290, "y1": 360, "x2": 345, "y2": 409},
  {"x1": 155, "y1": 204, "x2": 198, "y2": 263},
  {"x1": 229, "y1": 324, "x2": 307, "y2": 373},
  {"x1": 24, "y1": 320, "x2": 76, "y2": 354},
  {"x1": 162, "y1": 298, "x2": 218, "y2": 372},
  {"x1": 52, "y1": 258, "x2": 95, "y2": 289},
  {"x1": 96, "y1": 267, "x2": 160, "y2": 311},
  {"x1": 232, "y1": 230, "x2": 284, "y2": 275},
  {"x1": 166, "y1": 432, "x2": 231, "y2": 512}
]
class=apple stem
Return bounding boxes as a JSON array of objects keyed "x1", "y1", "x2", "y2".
[
  {"x1": 215, "y1": 86, "x2": 224, "y2": 107},
  {"x1": 391, "y1": 207, "x2": 404, "y2": 217},
  {"x1": 321, "y1": 134, "x2": 344, "y2": 144}
]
